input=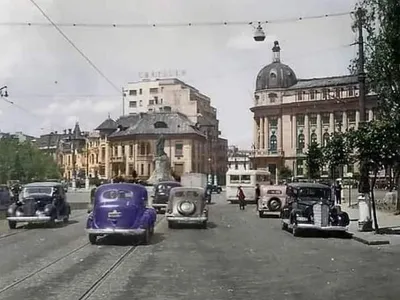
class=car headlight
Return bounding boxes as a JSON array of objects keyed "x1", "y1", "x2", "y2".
[
  {"x1": 16, "y1": 210, "x2": 24, "y2": 217},
  {"x1": 7, "y1": 207, "x2": 14, "y2": 215}
]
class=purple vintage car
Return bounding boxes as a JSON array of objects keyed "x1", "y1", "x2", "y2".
[{"x1": 86, "y1": 183, "x2": 157, "y2": 245}]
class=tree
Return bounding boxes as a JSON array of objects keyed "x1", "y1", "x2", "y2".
[
  {"x1": 347, "y1": 120, "x2": 399, "y2": 232},
  {"x1": 305, "y1": 142, "x2": 324, "y2": 179},
  {"x1": 279, "y1": 165, "x2": 292, "y2": 180},
  {"x1": 323, "y1": 131, "x2": 353, "y2": 180}
]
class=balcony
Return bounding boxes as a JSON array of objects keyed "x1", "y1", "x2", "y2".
[{"x1": 254, "y1": 149, "x2": 284, "y2": 157}]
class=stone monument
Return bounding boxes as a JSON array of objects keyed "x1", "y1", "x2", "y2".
[{"x1": 147, "y1": 134, "x2": 175, "y2": 184}]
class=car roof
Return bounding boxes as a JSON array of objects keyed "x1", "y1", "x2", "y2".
[
  {"x1": 287, "y1": 182, "x2": 330, "y2": 189},
  {"x1": 96, "y1": 183, "x2": 147, "y2": 191},
  {"x1": 170, "y1": 186, "x2": 205, "y2": 192},
  {"x1": 24, "y1": 182, "x2": 63, "y2": 187},
  {"x1": 156, "y1": 181, "x2": 181, "y2": 186}
]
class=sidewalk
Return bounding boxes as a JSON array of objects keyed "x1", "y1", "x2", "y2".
[{"x1": 341, "y1": 205, "x2": 400, "y2": 246}]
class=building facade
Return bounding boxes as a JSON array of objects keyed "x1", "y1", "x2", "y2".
[
  {"x1": 227, "y1": 146, "x2": 252, "y2": 172},
  {"x1": 90, "y1": 112, "x2": 228, "y2": 184},
  {"x1": 250, "y1": 41, "x2": 377, "y2": 180}
]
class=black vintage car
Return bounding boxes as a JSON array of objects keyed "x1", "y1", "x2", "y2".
[
  {"x1": 152, "y1": 181, "x2": 182, "y2": 213},
  {"x1": 281, "y1": 182, "x2": 350, "y2": 236},
  {"x1": 208, "y1": 184, "x2": 222, "y2": 194},
  {"x1": 6, "y1": 182, "x2": 71, "y2": 229}
]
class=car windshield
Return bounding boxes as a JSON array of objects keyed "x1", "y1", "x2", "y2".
[
  {"x1": 297, "y1": 187, "x2": 331, "y2": 200},
  {"x1": 23, "y1": 187, "x2": 53, "y2": 196},
  {"x1": 156, "y1": 184, "x2": 177, "y2": 192},
  {"x1": 102, "y1": 189, "x2": 134, "y2": 200}
]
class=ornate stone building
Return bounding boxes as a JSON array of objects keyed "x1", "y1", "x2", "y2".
[
  {"x1": 90, "y1": 112, "x2": 228, "y2": 184},
  {"x1": 251, "y1": 41, "x2": 377, "y2": 180}
]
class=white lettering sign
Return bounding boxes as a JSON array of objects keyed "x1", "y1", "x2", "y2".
[{"x1": 138, "y1": 69, "x2": 187, "y2": 79}]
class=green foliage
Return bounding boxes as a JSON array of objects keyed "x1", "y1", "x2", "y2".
[
  {"x1": 322, "y1": 131, "x2": 354, "y2": 178},
  {"x1": 279, "y1": 165, "x2": 292, "y2": 180},
  {"x1": 0, "y1": 138, "x2": 61, "y2": 184},
  {"x1": 350, "y1": 1, "x2": 400, "y2": 119},
  {"x1": 305, "y1": 142, "x2": 324, "y2": 179}
]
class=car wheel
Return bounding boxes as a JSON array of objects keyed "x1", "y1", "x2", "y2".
[
  {"x1": 8, "y1": 221, "x2": 17, "y2": 230},
  {"x1": 63, "y1": 214, "x2": 69, "y2": 224},
  {"x1": 142, "y1": 229, "x2": 151, "y2": 245},
  {"x1": 258, "y1": 211, "x2": 264, "y2": 218},
  {"x1": 168, "y1": 221, "x2": 174, "y2": 229},
  {"x1": 200, "y1": 221, "x2": 207, "y2": 229},
  {"x1": 88, "y1": 234, "x2": 97, "y2": 245},
  {"x1": 267, "y1": 198, "x2": 282, "y2": 212},
  {"x1": 292, "y1": 226, "x2": 301, "y2": 237},
  {"x1": 149, "y1": 225, "x2": 154, "y2": 235},
  {"x1": 281, "y1": 221, "x2": 288, "y2": 231}
]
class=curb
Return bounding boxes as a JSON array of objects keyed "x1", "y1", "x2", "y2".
[{"x1": 351, "y1": 234, "x2": 390, "y2": 246}]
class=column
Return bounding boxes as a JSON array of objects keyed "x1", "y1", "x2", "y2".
[
  {"x1": 355, "y1": 110, "x2": 360, "y2": 129},
  {"x1": 277, "y1": 116, "x2": 282, "y2": 152},
  {"x1": 260, "y1": 117, "x2": 264, "y2": 149},
  {"x1": 125, "y1": 145, "x2": 129, "y2": 177},
  {"x1": 105, "y1": 144, "x2": 110, "y2": 179},
  {"x1": 329, "y1": 112, "x2": 334, "y2": 133},
  {"x1": 264, "y1": 117, "x2": 269, "y2": 151},
  {"x1": 253, "y1": 118, "x2": 258, "y2": 149},
  {"x1": 368, "y1": 109, "x2": 373, "y2": 121},
  {"x1": 316, "y1": 113, "x2": 322, "y2": 144},
  {"x1": 304, "y1": 114, "x2": 309, "y2": 147},
  {"x1": 292, "y1": 115, "x2": 297, "y2": 150},
  {"x1": 342, "y1": 111, "x2": 348, "y2": 131}
]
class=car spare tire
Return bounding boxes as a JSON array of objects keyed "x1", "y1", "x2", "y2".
[
  {"x1": 177, "y1": 201, "x2": 196, "y2": 216},
  {"x1": 267, "y1": 198, "x2": 282, "y2": 211}
]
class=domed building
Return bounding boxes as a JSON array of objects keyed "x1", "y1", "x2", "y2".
[{"x1": 250, "y1": 41, "x2": 378, "y2": 181}]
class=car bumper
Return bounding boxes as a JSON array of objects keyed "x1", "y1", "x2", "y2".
[
  {"x1": 166, "y1": 215, "x2": 207, "y2": 223},
  {"x1": 152, "y1": 204, "x2": 167, "y2": 208},
  {"x1": 296, "y1": 223, "x2": 348, "y2": 231},
  {"x1": 86, "y1": 228, "x2": 146, "y2": 235},
  {"x1": 7, "y1": 216, "x2": 51, "y2": 222}
]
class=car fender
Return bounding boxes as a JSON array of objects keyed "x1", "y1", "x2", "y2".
[
  {"x1": 6, "y1": 203, "x2": 18, "y2": 216},
  {"x1": 140, "y1": 208, "x2": 156, "y2": 228},
  {"x1": 44, "y1": 203, "x2": 57, "y2": 216}
]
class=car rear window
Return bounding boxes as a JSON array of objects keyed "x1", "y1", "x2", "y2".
[{"x1": 102, "y1": 190, "x2": 134, "y2": 199}]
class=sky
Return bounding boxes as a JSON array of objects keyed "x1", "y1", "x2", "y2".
[{"x1": 0, "y1": 0, "x2": 358, "y2": 148}]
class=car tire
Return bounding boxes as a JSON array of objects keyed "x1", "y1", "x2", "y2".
[
  {"x1": 168, "y1": 221, "x2": 175, "y2": 229},
  {"x1": 142, "y1": 229, "x2": 151, "y2": 245},
  {"x1": 88, "y1": 234, "x2": 97, "y2": 245},
  {"x1": 292, "y1": 226, "x2": 301, "y2": 237},
  {"x1": 149, "y1": 225, "x2": 154, "y2": 235},
  {"x1": 267, "y1": 198, "x2": 282, "y2": 212},
  {"x1": 201, "y1": 221, "x2": 207, "y2": 229},
  {"x1": 281, "y1": 221, "x2": 288, "y2": 231},
  {"x1": 63, "y1": 214, "x2": 69, "y2": 224},
  {"x1": 258, "y1": 211, "x2": 264, "y2": 218},
  {"x1": 8, "y1": 221, "x2": 17, "y2": 230}
]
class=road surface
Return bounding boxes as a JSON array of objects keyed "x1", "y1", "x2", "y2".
[{"x1": 0, "y1": 193, "x2": 399, "y2": 300}]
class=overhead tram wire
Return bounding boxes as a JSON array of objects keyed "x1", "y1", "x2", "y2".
[
  {"x1": 0, "y1": 11, "x2": 353, "y2": 29},
  {"x1": 28, "y1": 0, "x2": 121, "y2": 94}
]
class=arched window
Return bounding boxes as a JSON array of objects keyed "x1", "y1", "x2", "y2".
[
  {"x1": 310, "y1": 133, "x2": 317, "y2": 144},
  {"x1": 269, "y1": 135, "x2": 277, "y2": 152},
  {"x1": 297, "y1": 134, "x2": 305, "y2": 150},
  {"x1": 154, "y1": 121, "x2": 168, "y2": 129},
  {"x1": 323, "y1": 132, "x2": 330, "y2": 147}
]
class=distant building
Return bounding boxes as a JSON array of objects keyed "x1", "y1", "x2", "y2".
[
  {"x1": 227, "y1": 146, "x2": 252, "y2": 172},
  {"x1": 250, "y1": 41, "x2": 378, "y2": 180},
  {"x1": 0, "y1": 131, "x2": 36, "y2": 143}
]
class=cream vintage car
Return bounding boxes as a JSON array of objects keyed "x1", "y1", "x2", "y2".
[
  {"x1": 166, "y1": 187, "x2": 208, "y2": 229},
  {"x1": 258, "y1": 185, "x2": 287, "y2": 218}
]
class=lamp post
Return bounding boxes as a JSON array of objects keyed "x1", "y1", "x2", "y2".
[
  {"x1": 85, "y1": 139, "x2": 90, "y2": 190},
  {"x1": 200, "y1": 124, "x2": 216, "y2": 185}
]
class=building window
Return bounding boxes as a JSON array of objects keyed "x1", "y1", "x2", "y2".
[
  {"x1": 234, "y1": 159, "x2": 238, "y2": 170},
  {"x1": 154, "y1": 121, "x2": 168, "y2": 128},
  {"x1": 322, "y1": 89, "x2": 328, "y2": 99},
  {"x1": 149, "y1": 88, "x2": 158, "y2": 94},
  {"x1": 323, "y1": 132, "x2": 330, "y2": 147},
  {"x1": 149, "y1": 100, "x2": 154, "y2": 105},
  {"x1": 121, "y1": 145, "x2": 125, "y2": 156},
  {"x1": 139, "y1": 143, "x2": 147, "y2": 155},
  {"x1": 129, "y1": 90, "x2": 137, "y2": 96},
  {"x1": 154, "y1": 96, "x2": 159, "y2": 104},
  {"x1": 140, "y1": 163, "x2": 144, "y2": 175},
  {"x1": 297, "y1": 115, "x2": 305, "y2": 126},
  {"x1": 269, "y1": 118, "x2": 278, "y2": 127},
  {"x1": 129, "y1": 101, "x2": 137, "y2": 108},
  {"x1": 139, "y1": 100, "x2": 143, "y2": 107},
  {"x1": 347, "y1": 110, "x2": 356, "y2": 123},
  {"x1": 310, "y1": 132, "x2": 317, "y2": 144},
  {"x1": 114, "y1": 146, "x2": 118, "y2": 156},
  {"x1": 309, "y1": 114, "x2": 317, "y2": 125},
  {"x1": 297, "y1": 159, "x2": 304, "y2": 176},
  {"x1": 310, "y1": 90, "x2": 315, "y2": 100},
  {"x1": 175, "y1": 143, "x2": 183, "y2": 157},
  {"x1": 148, "y1": 163, "x2": 151, "y2": 176},
  {"x1": 139, "y1": 88, "x2": 143, "y2": 95},
  {"x1": 321, "y1": 113, "x2": 330, "y2": 125},
  {"x1": 297, "y1": 91, "x2": 303, "y2": 101},
  {"x1": 129, "y1": 145, "x2": 133, "y2": 156},
  {"x1": 297, "y1": 134, "x2": 305, "y2": 150},
  {"x1": 269, "y1": 135, "x2": 277, "y2": 152},
  {"x1": 336, "y1": 88, "x2": 341, "y2": 98},
  {"x1": 268, "y1": 93, "x2": 277, "y2": 104},
  {"x1": 349, "y1": 86, "x2": 354, "y2": 97}
]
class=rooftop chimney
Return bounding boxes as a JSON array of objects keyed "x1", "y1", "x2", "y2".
[{"x1": 68, "y1": 129, "x2": 72, "y2": 134}]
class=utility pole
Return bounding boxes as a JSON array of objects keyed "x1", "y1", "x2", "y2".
[
  {"x1": 356, "y1": 7, "x2": 373, "y2": 232},
  {"x1": 85, "y1": 139, "x2": 90, "y2": 190},
  {"x1": 122, "y1": 87, "x2": 126, "y2": 116}
]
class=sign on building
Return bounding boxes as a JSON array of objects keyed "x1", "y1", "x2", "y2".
[{"x1": 138, "y1": 69, "x2": 187, "y2": 79}]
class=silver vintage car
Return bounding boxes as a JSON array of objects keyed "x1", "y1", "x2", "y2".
[{"x1": 166, "y1": 187, "x2": 208, "y2": 229}]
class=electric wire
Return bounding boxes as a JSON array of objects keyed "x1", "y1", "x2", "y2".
[
  {"x1": 0, "y1": 11, "x2": 353, "y2": 28},
  {"x1": 28, "y1": 0, "x2": 121, "y2": 94}
]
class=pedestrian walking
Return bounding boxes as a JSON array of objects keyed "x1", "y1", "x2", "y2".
[
  {"x1": 237, "y1": 186, "x2": 246, "y2": 210},
  {"x1": 335, "y1": 180, "x2": 342, "y2": 205},
  {"x1": 255, "y1": 184, "x2": 261, "y2": 211}
]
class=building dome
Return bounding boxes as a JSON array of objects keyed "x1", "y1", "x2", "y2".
[{"x1": 255, "y1": 41, "x2": 298, "y2": 91}]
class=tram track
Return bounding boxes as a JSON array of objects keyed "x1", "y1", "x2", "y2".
[{"x1": 0, "y1": 215, "x2": 165, "y2": 298}]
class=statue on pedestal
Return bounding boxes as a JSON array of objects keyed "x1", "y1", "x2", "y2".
[{"x1": 147, "y1": 134, "x2": 175, "y2": 184}]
